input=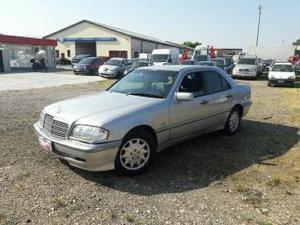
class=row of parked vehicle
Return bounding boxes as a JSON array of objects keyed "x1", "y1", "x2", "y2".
[{"x1": 71, "y1": 51, "x2": 299, "y2": 87}]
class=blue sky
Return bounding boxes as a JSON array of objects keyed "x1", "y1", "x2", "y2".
[{"x1": 1, "y1": 0, "x2": 299, "y2": 49}]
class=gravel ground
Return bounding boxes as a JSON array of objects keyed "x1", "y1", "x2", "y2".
[{"x1": 0, "y1": 79, "x2": 299, "y2": 225}]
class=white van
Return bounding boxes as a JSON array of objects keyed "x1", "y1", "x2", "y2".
[{"x1": 151, "y1": 49, "x2": 179, "y2": 66}]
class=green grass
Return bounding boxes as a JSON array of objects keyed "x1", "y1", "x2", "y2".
[{"x1": 97, "y1": 79, "x2": 116, "y2": 89}]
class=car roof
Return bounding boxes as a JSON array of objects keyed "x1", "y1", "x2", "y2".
[
  {"x1": 137, "y1": 65, "x2": 219, "y2": 73},
  {"x1": 109, "y1": 57, "x2": 126, "y2": 60},
  {"x1": 273, "y1": 62, "x2": 293, "y2": 66}
]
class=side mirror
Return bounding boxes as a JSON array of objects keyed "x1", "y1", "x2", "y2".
[
  {"x1": 168, "y1": 58, "x2": 172, "y2": 63},
  {"x1": 176, "y1": 92, "x2": 194, "y2": 101}
]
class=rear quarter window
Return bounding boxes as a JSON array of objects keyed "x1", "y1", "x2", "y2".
[{"x1": 203, "y1": 71, "x2": 223, "y2": 94}]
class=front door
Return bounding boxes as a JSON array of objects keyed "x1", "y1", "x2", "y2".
[{"x1": 170, "y1": 71, "x2": 215, "y2": 140}]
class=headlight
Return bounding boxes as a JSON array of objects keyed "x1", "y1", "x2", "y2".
[
  {"x1": 70, "y1": 125, "x2": 109, "y2": 143},
  {"x1": 39, "y1": 111, "x2": 45, "y2": 125}
]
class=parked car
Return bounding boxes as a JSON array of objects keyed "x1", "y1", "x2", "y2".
[
  {"x1": 98, "y1": 58, "x2": 131, "y2": 78},
  {"x1": 71, "y1": 54, "x2": 94, "y2": 66},
  {"x1": 232, "y1": 56, "x2": 260, "y2": 79},
  {"x1": 34, "y1": 65, "x2": 252, "y2": 175},
  {"x1": 73, "y1": 57, "x2": 102, "y2": 75},
  {"x1": 262, "y1": 59, "x2": 274, "y2": 72},
  {"x1": 196, "y1": 61, "x2": 217, "y2": 66},
  {"x1": 182, "y1": 59, "x2": 196, "y2": 65},
  {"x1": 211, "y1": 58, "x2": 227, "y2": 71},
  {"x1": 124, "y1": 59, "x2": 152, "y2": 75},
  {"x1": 151, "y1": 49, "x2": 179, "y2": 66},
  {"x1": 268, "y1": 62, "x2": 295, "y2": 87},
  {"x1": 224, "y1": 57, "x2": 235, "y2": 74},
  {"x1": 294, "y1": 60, "x2": 300, "y2": 74}
]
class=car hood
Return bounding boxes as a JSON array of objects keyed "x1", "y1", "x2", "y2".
[
  {"x1": 268, "y1": 71, "x2": 295, "y2": 79},
  {"x1": 235, "y1": 64, "x2": 257, "y2": 69},
  {"x1": 44, "y1": 91, "x2": 162, "y2": 126},
  {"x1": 99, "y1": 65, "x2": 119, "y2": 72}
]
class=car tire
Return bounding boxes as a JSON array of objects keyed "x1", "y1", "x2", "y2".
[
  {"x1": 115, "y1": 129, "x2": 156, "y2": 176},
  {"x1": 116, "y1": 72, "x2": 122, "y2": 79},
  {"x1": 224, "y1": 107, "x2": 242, "y2": 136}
]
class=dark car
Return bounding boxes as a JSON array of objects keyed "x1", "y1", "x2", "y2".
[
  {"x1": 224, "y1": 57, "x2": 234, "y2": 74},
  {"x1": 73, "y1": 57, "x2": 102, "y2": 75},
  {"x1": 195, "y1": 61, "x2": 217, "y2": 66},
  {"x1": 182, "y1": 59, "x2": 196, "y2": 65},
  {"x1": 211, "y1": 58, "x2": 227, "y2": 71},
  {"x1": 124, "y1": 59, "x2": 152, "y2": 75},
  {"x1": 71, "y1": 54, "x2": 94, "y2": 65},
  {"x1": 294, "y1": 60, "x2": 300, "y2": 74}
]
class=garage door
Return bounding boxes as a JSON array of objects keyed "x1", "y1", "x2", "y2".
[
  {"x1": 109, "y1": 51, "x2": 128, "y2": 59},
  {"x1": 75, "y1": 42, "x2": 96, "y2": 56},
  {"x1": 0, "y1": 50, "x2": 3, "y2": 72}
]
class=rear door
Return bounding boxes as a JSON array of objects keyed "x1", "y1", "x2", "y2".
[{"x1": 202, "y1": 70, "x2": 233, "y2": 127}]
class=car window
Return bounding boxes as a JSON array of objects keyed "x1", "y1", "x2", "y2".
[
  {"x1": 203, "y1": 71, "x2": 223, "y2": 94},
  {"x1": 179, "y1": 72, "x2": 205, "y2": 97},
  {"x1": 219, "y1": 75, "x2": 231, "y2": 91},
  {"x1": 109, "y1": 69, "x2": 178, "y2": 98}
]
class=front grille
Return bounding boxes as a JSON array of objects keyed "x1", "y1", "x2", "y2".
[
  {"x1": 43, "y1": 114, "x2": 69, "y2": 139},
  {"x1": 239, "y1": 68, "x2": 250, "y2": 72}
]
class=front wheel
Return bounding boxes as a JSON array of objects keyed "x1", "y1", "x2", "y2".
[
  {"x1": 224, "y1": 107, "x2": 242, "y2": 136},
  {"x1": 115, "y1": 129, "x2": 156, "y2": 176}
]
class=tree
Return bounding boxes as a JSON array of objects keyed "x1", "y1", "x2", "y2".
[
  {"x1": 183, "y1": 41, "x2": 201, "y2": 49},
  {"x1": 292, "y1": 38, "x2": 300, "y2": 46}
]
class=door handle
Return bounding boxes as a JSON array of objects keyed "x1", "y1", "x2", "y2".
[
  {"x1": 200, "y1": 99, "x2": 209, "y2": 105},
  {"x1": 226, "y1": 94, "x2": 233, "y2": 98}
]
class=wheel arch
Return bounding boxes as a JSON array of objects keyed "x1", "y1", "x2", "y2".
[
  {"x1": 122, "y1": 125, "x2": 158, "y2": 148},
  {"x1": 233, "y1": 104, "x2": 244, "y2": 117}
]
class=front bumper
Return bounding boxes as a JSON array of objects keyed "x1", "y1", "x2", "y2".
[
  {"x1": 34, "y1": 122, "x2": 121, "y2": 172},
  {"x1": 232, "y1": 71, "x2": 257, "y2": 78},
  {"x1": 268, "y1": 79, "x2": 294, "y2": 86},
  {"x1": 99, "y1": 71, "x2": 117, "y2": 78}
]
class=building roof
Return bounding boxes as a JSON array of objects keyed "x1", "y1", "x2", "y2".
[
  {"x1": 44, "y1": 20, "x2": 191, "y2": 50},
  {"x1": 0, "y1": 34, "x2": 56, "y2": 46}
]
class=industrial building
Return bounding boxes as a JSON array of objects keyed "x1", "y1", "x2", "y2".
[
  {"x1": 0, "y1": 34, "x2": 56, "y2": 72},
  {"x1": 44, "y1": 20, "x2": 189, "y2": 60}
]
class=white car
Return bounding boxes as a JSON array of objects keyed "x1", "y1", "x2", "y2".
[
  {"x1": 268, "y1": 62, "x2": 295, "y2": 87},
  {"x1": 232, "y1": 57, "x2": 260, "y2": 79}
]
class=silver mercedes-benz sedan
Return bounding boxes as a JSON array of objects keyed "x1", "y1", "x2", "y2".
[{"x1": 34, "y1": 65, "x2": 251, "y2": 175}]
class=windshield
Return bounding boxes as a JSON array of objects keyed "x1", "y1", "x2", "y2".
[
  {"x1": 108, "y1": 69, "x2": 178, "y2": 98},
  {"x1": 152, "y1": 54, "x2": 169, "y2": 63},
  {"x1": 212, "y1": 59, "x2": 225, "y2": 66},
  {"x1": 238, "y1": 58, "x2": 256, "y2": 65},
  {"x1": 74, "y1": 54, "x2": 90, "y2": 59},
  {"x1": 272, "y1": 64, "x2": 294, "y2": 72},
  {"x1": 79, "y1": 57, "x2": 95, "y2": 64},
  {"x1": 106, "y1": 59, "x2": 122, "y2": 66},
  {"x1": 197, "y1": 61, "x2": 214, "y2": 66},
  {"x1": 182, "y1": 60, "x2": 195, "y2": 65}
]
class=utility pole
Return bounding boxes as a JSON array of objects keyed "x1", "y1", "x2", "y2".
[{"x1": 256, "y1": 5, "x2": 262, "y2": 47}]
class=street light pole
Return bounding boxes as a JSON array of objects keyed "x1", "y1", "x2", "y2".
[{"x1": 256, "y1": 5, "x2": 262, "y2": 47}]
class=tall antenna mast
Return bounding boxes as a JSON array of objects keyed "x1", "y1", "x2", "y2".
[{"x1": 256, "y1": 4, "x2": 262, "y2": 47}]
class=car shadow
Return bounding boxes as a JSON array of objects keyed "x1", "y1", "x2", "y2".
[{"x1": 71, "y1": 120, "x2": 299, "y2": 195}]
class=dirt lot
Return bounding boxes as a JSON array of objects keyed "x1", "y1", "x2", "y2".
[{"x1": 0, "y1": 78, "x2": 299, "y2": 225}]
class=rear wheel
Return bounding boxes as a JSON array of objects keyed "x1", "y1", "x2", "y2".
[
  {"x1": 115, "y1": 129, "x2": 156, "y2": 176},
  {"x1": 224, "y1": 107, "x2": 242, "y2": 136}
]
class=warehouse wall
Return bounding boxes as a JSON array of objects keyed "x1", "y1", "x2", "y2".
[{"x1": 47, "y1": 21, "x2": 132, "y2": 59}]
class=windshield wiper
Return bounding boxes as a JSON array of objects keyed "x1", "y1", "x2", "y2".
[{"x1": 126, "y1": 92, "x2": 164, "y2": 98}]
